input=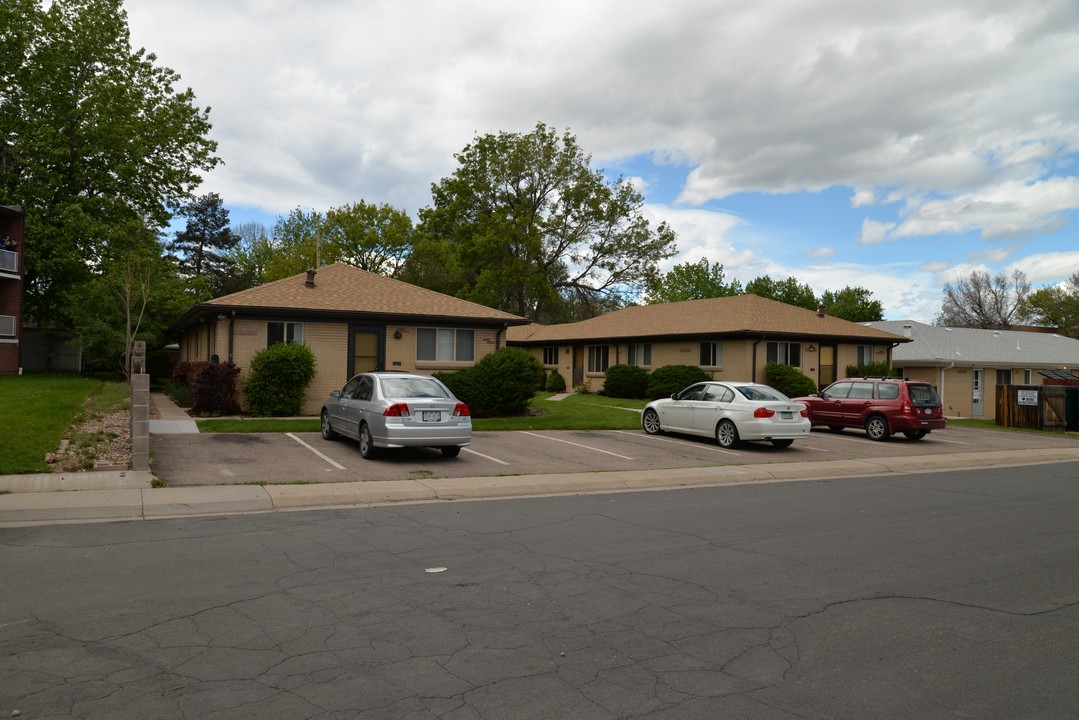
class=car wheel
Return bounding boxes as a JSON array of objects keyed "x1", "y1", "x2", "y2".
[
  {"x1": 642, "y1": 409, "x2": 663, "y2": 435},
  {"x1": 320, "y1": 410, "x2": 338, "y2": 440},
  {"x1": 359, "y1": 423, "x2": 378, "y2": 459},
  {"x1": 902, "y1": 430, "x2": 927, "y2": 440},
  {"x1": 771, "y1": 438, "x2": 794, "y2": 448},
  {"x1": 865, "y1": 415, "x2": 890, "y2": 441},
  {"x1": 715, "y1": 419, "x2": 740, "y2": 448},
  {"x1": 441, "y1": 446, "x2": 461, "y2": 458},
  {"x1": 827, "y1": 426, "x2": 844, "y2": 433}
]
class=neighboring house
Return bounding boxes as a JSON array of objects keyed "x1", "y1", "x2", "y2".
[
  {"x1": 507, "y1": 295, "x2": 909, "y2": 392},
  {"x1": 0, "y1": 205, "x2": 25, "y2": 375},
  {"x1": 867, "y1": 320, "x2": 1079, "y2": 420},
  {"x1": 169, "y1": 263, "x2": 529, "y2": 415}
]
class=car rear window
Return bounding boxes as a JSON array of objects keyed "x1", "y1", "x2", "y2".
[
  {"x1": 736, "y1": 385, "x2": 790, "y2": 402},
  {"x1": 381, "y1": 378, "x2": 451, "y2": 399},
  {"x1": 907, "y1": 383, "x2": 940, "y2": 405}
]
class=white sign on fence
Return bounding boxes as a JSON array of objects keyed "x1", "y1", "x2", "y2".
[{"x1": 1017, "y1": 389, "x2": 1039, "y2": 406}]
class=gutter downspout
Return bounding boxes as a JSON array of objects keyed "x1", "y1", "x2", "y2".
[
  {"x1": 752, "y1": 337, "x2": 765, "y2": 383},
  {"x1": 228, "y1": 312, "x2": 235, "y2": 363}
]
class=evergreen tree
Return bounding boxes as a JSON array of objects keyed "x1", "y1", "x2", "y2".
[{"x1": 167, "y1": 192, "x2": 239, "y2": 296}]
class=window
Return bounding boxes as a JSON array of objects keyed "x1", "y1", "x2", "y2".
[
  {"x1": 1024, "y1": 369, "x2": 1032, "y2": 384},
  {"x1": 877, "y1": 383, "x2": 899, "y2": 400},
  {"x1": 417, "y1": 328, "x2": 475, "y2": 362},
  {"x1": 700, "y1": 341, "x2": 724, "y2": 366},
  {"x1": 766, "y1": 341, "x2": 801, "y2": 367},
  {"x1": 587, "y1": 345, "x2": 609, "y2": 373},
  {"x1": 996, "y1": 369, "x2": 1012, "y2": 386},
  {"x1": 627, "y1": 343, "x2": 651, "y2": 366},
  {"x1": 856, "y1": 345, "x2": 874, "y2": 365},
  {"x1": 848, "y1": 382, "x2": 875, "y2": 399},
  {"x1": 268, "y1": 322, "x2": 303, "y2": 346},
  {"x1": 542, "y1": 346, "x2": 559, "y2": 366}
]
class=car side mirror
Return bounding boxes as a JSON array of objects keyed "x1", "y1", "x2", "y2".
[
  {"x1": 671, "y1": 393, "x2": 678, "y2": 400},
  {"x1": 330, "y1": 390, "x2": 342, "y2": 399}
]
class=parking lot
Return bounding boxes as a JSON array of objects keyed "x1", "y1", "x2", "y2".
[{"x1": 150, "y1": 423, "x2": 1079, "y2": 487}]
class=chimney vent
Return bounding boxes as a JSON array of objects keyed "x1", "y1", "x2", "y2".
[
  {"x1": 903, "y1": 323, "x2": 912, "y2": 337},
  {"x1": 817, "y1": 304, "x2": 825, "y2": 318},
  {"x1": 304, "y1": 268, "x2": 316, "y2": 287}
]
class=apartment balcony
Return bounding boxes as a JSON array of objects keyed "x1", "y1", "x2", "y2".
[{"x1": 0, "y1": 248, "x2": 17, "y2": 275}]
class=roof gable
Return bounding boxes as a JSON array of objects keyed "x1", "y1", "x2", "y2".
[{"x1": 508, "y1": 295, "x2": 907, "y2": 343}]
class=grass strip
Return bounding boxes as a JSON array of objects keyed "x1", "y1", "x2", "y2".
[{"x1": 0, "y1": 374, "x2": 107, "y2": 474}]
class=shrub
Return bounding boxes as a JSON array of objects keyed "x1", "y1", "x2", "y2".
[
  {"x1": 545, "y1": 369, "x2": 567, "y2": 393},
  {"x1": 646, "y1": 365, "x2": 710, "y2": 399},
  {"x1": 845, "y1": 360, "x2": 894, "y2": 378},
  {"x1": 602, "y1": 364, "x2": 649, "y2": 399},
  {"x1": 437, "y1": 347, "x2": 544, "y2": 417},
  {"x1": 242, "y1": 343, "x2": 317, "y2": 416},
  {"x1": 765, "y1": 363, "x2": 818, "y2": 398},
  {"x1": 190, "y1": 361, "x2": 241, "y2": 416},
  {"x1": 168, "y1": 361, "x2": 207, "y2": 407}
]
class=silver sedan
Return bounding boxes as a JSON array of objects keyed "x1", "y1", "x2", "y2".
[
  {"x1": 642, "y1": 381, "x2": 810, "y2": 449},
  {"x1": 320, "y1": 372, "x2": 471, "y2": 459}
]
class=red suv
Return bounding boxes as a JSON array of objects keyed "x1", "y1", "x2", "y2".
[{"x1": 793, "y1": 377, "x2": 946, "y2": 441}]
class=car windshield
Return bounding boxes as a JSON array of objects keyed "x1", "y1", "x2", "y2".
[
  {"x1": 736, "y1": 385, "x2": 790, "y2": 402},
  {"x1": 380, "y1": 377, "x2": 451, "y2": 399}
]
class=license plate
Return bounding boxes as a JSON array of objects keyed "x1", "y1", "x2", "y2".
[
  {"x1": 925, "y1": 408, "x2": 933, "y2": 415},
  {"x1": 422, "y1": 411, "x2": 441, "y2": 422},
  {"x1": 781, "y1": 411, "x2": 793, "y2": 420}
]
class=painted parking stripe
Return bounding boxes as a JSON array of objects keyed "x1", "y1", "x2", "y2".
[
  {"x1": 287, "y1": 432, "x2": 347, "y2": 470},
  {"x1": 519, "y1": 431, "x2": 635, "y2": 460},
  {"x1": 611, "y1": 430, "x2": 742, "y2": 456},
  {"x1": 924, "y1": 437, "x2": 978, "y2": 445},
  {"x1": 463, "y1": 447, "x2": 510, "y2": 465}
]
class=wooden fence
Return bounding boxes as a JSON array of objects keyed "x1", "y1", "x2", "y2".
[{"x1": 995, "y1": 384, "x2": 1068, "y2": 432}]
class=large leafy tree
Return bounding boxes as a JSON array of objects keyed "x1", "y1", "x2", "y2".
[
  {"x1": 263, "y1": 208, "x2": 324, "y2": 282},
  {"x1": 646, "y1": 258, "x2": 743, "y2": 304},
  {"x1": 324, "y1": 201, "x2": 413, "y2": 277},
  {"x1": 744, "y1": 275, "x2": 819, "y2": 311},
  {"x1": 223, "y1": 220, "x2": 273, "y2": 293},
  {"x1": 819, "y1": 286, "x2": 884, "y2": 322},
  {"x1": 1025, "y1": 272, "x2": 1079, "y2": 338},
  {"x1": 935, "y1": 269, "x2": 1031, "y2": 329},
  {"x1": 408, "y1": 123, "x2": 677, "y2": 322},
  {"x1": 166, "y1": 192, "x2": 239, "y2": 297},
  {"x1": 0, "y1": 0, "x2": 218, "y2": 328}
]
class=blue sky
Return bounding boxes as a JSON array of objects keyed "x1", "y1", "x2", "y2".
[{"x1": 127, "y1": 0, "x2": 1079, "y2": 323}]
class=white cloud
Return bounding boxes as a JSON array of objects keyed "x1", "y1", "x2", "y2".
[
  {"x1": 850, "y1": 189, "x2": 876, "y2": 208},
  {"x1": 805, "y1": 246, "x2": 836, "y2": 259},
  {"x1": 859, "y1": 218, "x2": 897, "y2": 244}
]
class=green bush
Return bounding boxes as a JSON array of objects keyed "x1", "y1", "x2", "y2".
[
  {"x1": 602, "y1": 364, "x2": 649, "y2": 399},
  {"x1": 545, "y1": 369, "x2": 567, "y2": 393},
  {"x1": 436, "y1": 347, "x2": 544, "y2": 417},
  {"x1": 242, "y1": 343, "x2": 317, "y2": 416},
  {"x1": 845, "y1": 360, "x2": 895, "y2": 378},
  {"x1": 646, "y1": 364, "x2": 710, "y2": 399},
  {"x1": 190, "y1": 361, "x2": 241, "y2": 416},
  {"x1": 764, "y1": 362, "x2": 818, "y2": 398}
]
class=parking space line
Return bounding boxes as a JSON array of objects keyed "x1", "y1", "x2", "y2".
[
  {"x1": 463, "y1": 447, "x2": 510, "y2": 465},
  {"x1": 610, "y1": 430, "x2": 741, "y2": 456},
  {"x1": 287, "y1": 433, "x2": 347, "y2": 469},
  {"x1": 519, "y1": 431, "x2": 635, "y2": 460},
  {"x1": 926, "y1": 437, "x2": 978, "y2": 445}
]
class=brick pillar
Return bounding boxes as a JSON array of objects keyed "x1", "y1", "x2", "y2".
[{"x1": 131, "y1": 373, "x2": 150, "y2": 472}]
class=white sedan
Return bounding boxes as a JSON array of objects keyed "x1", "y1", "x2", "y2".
[{"x1": 641, "y1": 381, "x2": 810, "y2": 449}]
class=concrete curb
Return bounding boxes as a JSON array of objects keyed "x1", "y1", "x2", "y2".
[{"x1": 2, "y1": 449, "x2": 1079, "y2": 527}]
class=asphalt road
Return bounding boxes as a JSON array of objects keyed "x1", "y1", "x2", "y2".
[
  {"x1": 2, "y1": 462, "x2": 1077, "y2": 719},
  {"x1": 151, "y1": 422, "x2": 1079, "y2": 486}
]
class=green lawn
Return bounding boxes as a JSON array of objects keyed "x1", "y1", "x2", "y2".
[
  {"x1": 0, "y1": 374, "x2": 111, "y2": 474},
  {"x1": 195, "y1": 393, "x2": 647, "y2": 433}
]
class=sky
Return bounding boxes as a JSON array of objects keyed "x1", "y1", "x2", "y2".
[{"x1": 124, "y1": 0, "x2": 1079, "y2": 323}]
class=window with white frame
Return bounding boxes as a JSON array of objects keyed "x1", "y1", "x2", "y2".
[
  {"x1": 766, "y1": 341, "x2": 801, "y2": 367},
  {"x1": 627, "y1": 343, "x2": 651, "y2": 366},
  {"x1": 700, "y1": 341, "x2": 723, "y2": 367},
  {"x1": 268, "y1": 321, "x2": 303, "y2": 346},
  {"x1": 856, "y1": 345, "x2": 874, "y2": 366},
  {"x1": 1024, "y1": 369, "x2": 1032, "y2": 384},
  {"x1": 417, "y1": 328, "x2": 475, "y2": 362},
  {"x1": 587, "y1": 345, "x2": 610, "y2": 373},
  {"x1": 542, "y1": 346, "x2": 559, "y2": 366}
]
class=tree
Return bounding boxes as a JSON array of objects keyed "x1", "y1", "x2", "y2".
[
  {"x1": 166, "y1": 192, "x2": 239, "y2": 296},
  {"x1": 819, "y1": 286, "x2": 884, "y2": 322},
  {"x1": 1025, "y1": 273, "x2": 1079, "y2": 338},
  {"x1": 0, "y1": 0, "x2": 218, "y2": 328},
  {"x1": 646, "y1": 258, "x2": 743, "y2": 304},
  {"x1": 220, "y1": 221, "x2": 272, "y2": 295},
  {"x1": 263, "y1": 208, "x2": 324, "y2": 282},
  {"x1": 935, "y1": 269, "x2": 1031, "y2": 329},
  {"x1": 744, "y1": 275, "x2": 819, "y2": 310},
  {"x1": 409, "y1": 122, "x2": 677, "y2": 322},
  {"x1": 324, "y1": 201, "x2": 413, "y2": 277}
]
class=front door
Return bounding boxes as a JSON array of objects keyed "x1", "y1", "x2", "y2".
[
  {"x1": 349, "y1": 326, "x2": 384, "y2": 379},
  {"x1": 972, "y1": 368, "x2": 984, "y2": 416},
  {"x1": 818, "y1": 345, "x2": 837, "y2": 389}
]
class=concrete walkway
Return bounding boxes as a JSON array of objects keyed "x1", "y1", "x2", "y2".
[{"x1": 149, "y1": 392, "x2": 200, "y2": 434}]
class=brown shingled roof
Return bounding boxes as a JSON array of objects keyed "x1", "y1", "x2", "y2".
[
  {"x1": 173, "y1": 263, "x2": 527, "y2": 330},
  {"x1": 507, "y1": 295, "x2": 908, "y2": 343}
]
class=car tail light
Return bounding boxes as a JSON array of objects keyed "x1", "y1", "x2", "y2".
[
  {"x1": 384, "y1": 403, "x2": 411, "y2": 417},
  {"x1": 753, "y1": 407, "x2": 776, "y2": 418},
  {"x1": 453, "y1": 402, "x2": 471, "y2": 417},
  {"x1": 800, "y1": 408, "x2": 809, "y2": 418},
  {"x1": 901, "y1": 401, "x2": 913, "y2": 416}
]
